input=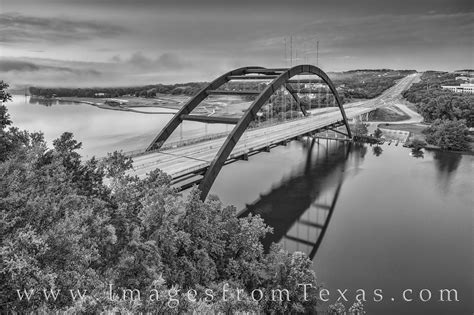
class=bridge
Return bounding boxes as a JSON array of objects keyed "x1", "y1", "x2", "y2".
[{"x1": 129, "y1": 65, "x2": 419, "y2": 200}]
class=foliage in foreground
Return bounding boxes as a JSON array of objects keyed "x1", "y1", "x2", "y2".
[{"x1": 0, "y1": 82, "x2": 319, "y2": 313}]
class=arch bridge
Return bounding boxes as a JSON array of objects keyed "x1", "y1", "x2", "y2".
[{"x1": 130, "y1": 65, "x2": 412, "y2": 200}]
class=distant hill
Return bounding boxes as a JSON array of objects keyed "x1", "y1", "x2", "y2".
[
  {"x1": 29, "y1": 82, "x2": 207, "y2": 98},
  {"x1": 27, "y1": 69, "x2": 416, "y2": 100}
]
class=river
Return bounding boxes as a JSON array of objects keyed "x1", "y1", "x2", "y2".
[
  {"x1": 211, "y1": 140, "x2": 473, "y2": 314},
  {"x1": 6, "y1": 95, "x2": 231, "y2": 158},
  {"x1": 5, "y1": 95, "x2": 473, "y2": 314}
]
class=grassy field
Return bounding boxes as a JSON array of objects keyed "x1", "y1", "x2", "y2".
[
  {"x1": 399, "y1": 99, "x2": 418, "y2": 112},
  {"x1": 368, "y1": 106, "x2": 410, "y2": 122}
]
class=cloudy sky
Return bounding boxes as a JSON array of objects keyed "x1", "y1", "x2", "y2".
[{"x1": 1, "y1": 0, "x2": 472, "y2": 87}]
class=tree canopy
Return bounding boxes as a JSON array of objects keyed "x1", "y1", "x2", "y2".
[
  {"x1": 423, "y1": 119, "x2": 471, "y2": 151},
  {"x1": 29, "y1": 82, "x2": 206, "y2": 99},
  {"x1": 403, "y1": 71, "x2": 474, "y2": 127},
  {"x1": 353, "y1": 121, "x2": 369, "y2": 137},
  {"x1": 0, "y1": 83, "x2": 320, "y2": 313}
]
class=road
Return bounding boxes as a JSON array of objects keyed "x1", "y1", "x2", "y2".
[
  {"x1": 130, "y1": 73, "x2": 420, "y2": 180},
  {"x1": 365, "y1": 102, "x2": 424, "y2": 133},
  {"x1": 360, "y1": 74, "x2": 423, "y2": 133}
]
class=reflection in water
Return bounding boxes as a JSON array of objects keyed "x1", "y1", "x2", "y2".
[
  {"x1": 433, "y1": 150, "x2": 462, "y2": 173},
  {"x1": 350, "y1": 142, "x2": 367, "y2": 169},
  {"x1": 214, "y1": 139, "x2": 472, "y2": 314},
  {"x1": 432, "y1": 150, "x2": 463, "y2": 193},
  {"x1": 411, "y1": 149, "x2": 424, "y2": 158},
  {"x1": 29, "y1": 97, "x2": 58, "y2": 107},
  {"x1": 372, "y1": 145, "x2": 383, "y2": 157},
  {"x1": 239, "y1": 139, "x2": 353, "y2": 259}
]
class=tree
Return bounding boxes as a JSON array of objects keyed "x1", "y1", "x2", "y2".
[
  {"x1": 138, "y1": 90, "x2": 148, "y2": 97},
  {"x1": 423, "y1": 119, "x2": 471, "y2": 151},
  {"x1": 1, "y1": 81, "x2": 12, "y2": 129},
  {"x1": 146, "y1": 88, "x2": 157, "y2": 98},
  {"x1": 353, "y1": 121, "x2": 368, "y2": 137},
  {"x1": 1, "y1": 82, "x2": 26, "y2": 162},
  {"x1": 402, "y1": 72, "x2": 474, "y2": 127},
  {"x1": 410, "y1": 138, "x2": 426, "y2": 151},
  {"x1": 0, "y1": 90, "x2": 320, "y2": 312},
  {"x1": 410, "y1": 138, "x2": 426, "y2": 158},
  {"x1": 373, "y1": 128, "x2": 383, "y2": 139},
  {"x1": 1, "y1": 81, "x2": 323, "y2": 313},
  {"x1": 0, "y1": 81, "x2": 12, "y2": 103}
]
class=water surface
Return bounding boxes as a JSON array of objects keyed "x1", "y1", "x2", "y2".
[
  {"x1": 210, "y1": 140, "x2": 473, "y2": 314},
  {"x1": 6, "y1": 95, "x2": 473, "y2": 314},
  {"x1": 6, "y1": 95, "x2": 230, "y2": 157}
]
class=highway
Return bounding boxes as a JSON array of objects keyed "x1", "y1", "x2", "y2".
[{"x1": 130, "y1": 73, "x2": 420, "y2": 180}]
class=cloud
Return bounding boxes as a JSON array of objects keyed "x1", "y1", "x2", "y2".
[
  {"x1": 0, "y1": 12, "x2": 126, "y2": 43},
  {"x1": 247, "y1": 12, "x2": 474, "y2": 70},
  {"x1": 0, "y1": 60, "x2": 40, "y2": 72},
  {"x1": 0, "y1": 59, "x2": 101, "y2": 75},
  {"x1": 0, "y1": 55, "x2": 202, "y2": 87},
  {"x1": 109, "y1": 55, "x2": 122, "y2": 63},
  {"x1": 293, "y1": 12, "x2": 474, "y2": 53},
  {"x1": 0, "y1": 57, "x2": 104, "y2": 87},
  {"x1": 0, "y1": 59, "x2": 100, "y2": 75},
  {"x1": 122, "y1": 52, "x2": 189, "y2": 70}
]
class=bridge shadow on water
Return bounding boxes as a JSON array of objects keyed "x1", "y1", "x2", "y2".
[{"x1": 238, "y1": 139, "x2": 365, "y2": 260}]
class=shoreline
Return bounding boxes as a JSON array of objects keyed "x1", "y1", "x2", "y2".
[
  {"x1": 33, "y1": 96, "x2": 181, "y2": 114},
  {"x1": 372, "y1": 106, "x2": 473, "y2": 154},
  {"x1": 26, "y1": 94, "x2": 472, "y2": 154},
  {"x1": 423, "y1": 146, "x2": 474, "y2": 156},
  {"x1": 29, "y1": 95, "x2": 214, "y2": 115}
]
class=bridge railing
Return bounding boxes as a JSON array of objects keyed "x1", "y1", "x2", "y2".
[
  {"x1": 131, "y1": 112, "x2": 348, "y2": 173},
  {"x1": 123, "y1": 131, "x2": 232, "y2": 158},
  {"x1": 125, "y1": 113, "x2": 314, "y2": 159}
]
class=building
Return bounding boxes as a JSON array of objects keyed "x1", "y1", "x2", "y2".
[
  {"x1": 441, "y1": 83, "x2": 474, "y2": 94},
  {"x1": 104, "y1": 98, "x2": 129, "y2": 106},
  {"x1": 94, "y1": 92, "x2": 109, "y2": 98},
  {"x1": 455, "y1": 75, "x2": 474, "y2": 84},
  {"x1": 304, "y1": 83, "x2": 327, "y2": 89}
]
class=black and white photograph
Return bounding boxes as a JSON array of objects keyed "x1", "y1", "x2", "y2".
[{"x1": 1, "y1": 0, "x2": 473, "y2": 313}]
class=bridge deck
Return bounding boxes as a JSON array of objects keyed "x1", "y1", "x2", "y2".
[
  {"x1": 131, "y1": 106, "x2": 372, "y2": 179},
  {"x1": 130, "y1": 73, "x2": 419, "y2": 181}
]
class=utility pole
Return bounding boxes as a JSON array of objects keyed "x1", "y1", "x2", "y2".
[
  {"x1": 316, "y1": 40, "x2": 319, "y2": 67},
  {"x1": 303, "y1": 40, "x2": 307, "y2": 64},
  {"x1": 290, "y1": 36, "x2": 293, "y2": 67},
  {"x1": 295, "y1": 44, "x2": 298, "y2": 66}
]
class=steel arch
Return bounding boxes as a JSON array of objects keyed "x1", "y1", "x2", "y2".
[
  {"x1": 146, "y1": 66, "x2": 264, "y2": 151},
  {"x1": 197, "y1": 65, "x2": 351, "y2": 200},
  {"x1": 145, "y1": 64, "x2": 352, "y2": 201}
]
